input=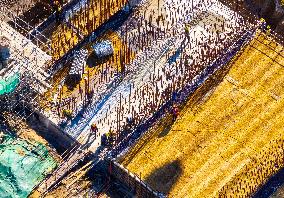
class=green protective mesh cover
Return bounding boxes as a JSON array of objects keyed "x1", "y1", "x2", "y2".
[
  {"x1": 0, "y1": 133, "x2": 57, "y2": 198},
  {"x1": 0, "y1": 72, "x2": 20, "y2": 95}
]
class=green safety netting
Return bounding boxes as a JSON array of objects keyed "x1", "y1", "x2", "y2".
[
  {"x1": 0, "y1": 133, "x2": 57, "y2": 198},
  {"x1": 0, "y1": 72, "x2": 20, "y2": 95}
]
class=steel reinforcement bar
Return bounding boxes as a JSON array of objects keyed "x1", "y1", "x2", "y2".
[{"x1": 110, "y1": 26, "x2": 258, "y2": 159}]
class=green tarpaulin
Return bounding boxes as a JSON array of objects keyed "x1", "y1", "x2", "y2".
[
  {"x1": 0, "y1": 72, "x2": 20, "y2": 95},
  {"x1": 0, "y1": 133, "x2": 57, "y2": 198}
]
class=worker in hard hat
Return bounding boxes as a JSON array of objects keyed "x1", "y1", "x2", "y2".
[
  {"x1": 106, "y1": 127, "x2": 115, "y2": 146},
  {"x1": 91, "y1": 123, "x2": 98, "y2": 137},
  {"x1": 266, "y1": 25, "x2": 271, "y2": 36},
  {"x1": 62, "y1": 109, "x2": 73, "y2": 120},
  {"x1": 171, "y1": 104, "x2": 179, "y2": 122},
  {"x1": 84, "y1": 123, "x2": 98, "y2": 146},
  {"x1": 260, "y1": 18, "x2": 267, "y2": 32}
]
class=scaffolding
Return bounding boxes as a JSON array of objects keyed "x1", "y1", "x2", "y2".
[
  {"x1": 0, "y1": 7, "x2": 53, "y2": 126},
  {"x1": 0, "y1": 6, "x2": 52, "y2": 54}
]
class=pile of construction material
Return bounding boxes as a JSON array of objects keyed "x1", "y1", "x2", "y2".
[
  {"x1": 66, "y1": 49, "x2": 88, "y2": 88},
  {"x1": 69, "y1": 49, "x2": 88, "y2": 77},
  {"x1": 92, "y1": 40, "x2": 114, "y2": 58}
]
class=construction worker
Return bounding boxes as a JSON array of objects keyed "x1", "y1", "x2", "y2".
[
  {"x1": 260, "y1": 18, "x2": 267, "y2": 32},
  {"x1": 106, "y1": 127, "x2": 115, "y2": 146},
  {"x1": 90, "y1": 123, "x2": 98, "y2": 137},
  {"x1": 62, "y1": 109, "x2": 73, "y2": 120},
  {"x1": 84, "y1": 123, "x2": 98, "y2": 146},
  {"x1": 185, "y1": 24, "x2": 190, "y2": 40},
  {"x1": 52, "y1": 0, "x2": 62, "y2": 25},
  {"x1": 172, "y1": 104, "x2": 179, "y2": 122},
  {"x1": 266, "y1": 25, "x2": 271, "y2": 36}
]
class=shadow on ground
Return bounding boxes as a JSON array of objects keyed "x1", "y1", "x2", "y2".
[
  {"x1": 145, "y1": 160, "x2": 182, "y2": 195},
  {"x1": 158, "y1": 122, "x2": 172, "y2": 138},
  {"x1": 86, "y1": 52, "x2": 112, "y2": 68}
]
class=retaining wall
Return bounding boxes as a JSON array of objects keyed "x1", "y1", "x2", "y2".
[
  {"x1": 109, "y1": 160, "x2": 165, "y2": 198},
  {"x1": 28, "y1": 111, "x2": 79, "y2": 154}
]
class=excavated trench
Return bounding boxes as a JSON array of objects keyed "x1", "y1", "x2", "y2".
[
  {"x1": 247, "y1": 0, "x2": 284, "y2": 32},
  {"x1": 220, "y1": 0, "x2": 284, "y2": 36}
]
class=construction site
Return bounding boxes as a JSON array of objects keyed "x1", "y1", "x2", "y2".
[{"x1": 0, "y1": 0, "x2": 283, "y2": 197}]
